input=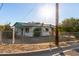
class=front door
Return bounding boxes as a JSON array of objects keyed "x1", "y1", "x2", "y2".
[{"x1": 33, "y1": 28, "x2": 41, "y2": 37}]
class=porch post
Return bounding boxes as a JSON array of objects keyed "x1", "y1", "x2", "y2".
[{"x1": 23, "y1": 28, "x2": 25, "y2": 36}]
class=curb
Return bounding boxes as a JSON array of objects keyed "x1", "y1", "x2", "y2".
[
  {"x1": 53, "y1": 46, "x2": 79, "y2": 56},
  {"x1": 0, "y1": 45, "x2": 70, "y2": 55}
]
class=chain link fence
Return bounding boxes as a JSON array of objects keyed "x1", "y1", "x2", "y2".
[
  {"x1": 0, "y1": 31, "x2": 79, "y2": 44},
  {"x1": 0, "y1": 31, "x2": 79, "y2": 52}
]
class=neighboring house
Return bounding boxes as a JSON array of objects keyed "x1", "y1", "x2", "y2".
[{"x1": 13, "y1": 22, "x2": 54, "y2": 37}]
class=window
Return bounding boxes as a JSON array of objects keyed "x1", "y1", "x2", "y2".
[
  {"x1": 45, "y1": 28, "x2": 49, "y2": 32},
  {"x1": 25, "y1": 28, "x2": 29, "y2": 32}
]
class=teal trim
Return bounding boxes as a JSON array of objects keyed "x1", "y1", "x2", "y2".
[{"x1": 14, "y1": 22, "x2": 24, "y2": 28}]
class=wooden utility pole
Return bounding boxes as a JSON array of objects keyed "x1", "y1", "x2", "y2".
[{"x1": 55, "y1": 3, "x2": 59, "y2": 47}]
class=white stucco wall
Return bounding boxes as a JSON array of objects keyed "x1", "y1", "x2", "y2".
[
  {"x1": 23, "y1": 27, "x2": 33, "y2": 37},
  {"x1": 41, "y1": 27, "x2": 51, "y2": 36},
  {"x1": 16, "y1": 26, "x2": 52, "y2": 37},
  {"x1": 15, "y1": 28, "x2": 22, "y2": 36}
]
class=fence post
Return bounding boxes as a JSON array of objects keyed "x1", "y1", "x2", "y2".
[
  {"x1": 12, "y1": 26, "x2": 15, "y2": 44},
  {"x1": 0, "y1": 31, "x2": 2, "y2": 44}
]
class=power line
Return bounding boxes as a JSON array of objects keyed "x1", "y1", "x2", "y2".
[
  {"x1": 0, "y1": 3, "x2": 3, "y2": 11},
  {"x1": 26, "y1": 7, "x2": 34, "y2": 17},
  {"x1": 17, "y1": 5, "x2": 35, "y2": 22}
]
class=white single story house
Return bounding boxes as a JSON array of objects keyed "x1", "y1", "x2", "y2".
[{"x1": 13, "y1": 22, "x2": 54, "y2": 37}]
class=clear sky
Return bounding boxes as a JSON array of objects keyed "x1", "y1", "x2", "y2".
[{"x1": 0, "y1": 3, "x2": 79, "y2": 25}]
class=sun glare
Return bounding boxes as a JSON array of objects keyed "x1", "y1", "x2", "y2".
[
  {"x1": 38, "y1": 4, "x2": 55, "y2": 19},
  {"x1": 37, "y1": 4, "x2": 55, "y2": 25}
]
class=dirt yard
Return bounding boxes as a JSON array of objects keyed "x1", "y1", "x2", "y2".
[
  {"x1": 0, "y1": 41, "x2": 77, "y2": 54},
  {"x1": 0, "y1": 35, "x2": 78, "y2": 54}
]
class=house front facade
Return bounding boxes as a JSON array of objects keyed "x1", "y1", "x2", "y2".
[{"x1": 13, "y1": 22, "x2": 53, "y2": 37}]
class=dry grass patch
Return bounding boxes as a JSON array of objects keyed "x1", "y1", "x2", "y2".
[{"x1": 0, "y1": 41, "x2": 77, "y2": 54}]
